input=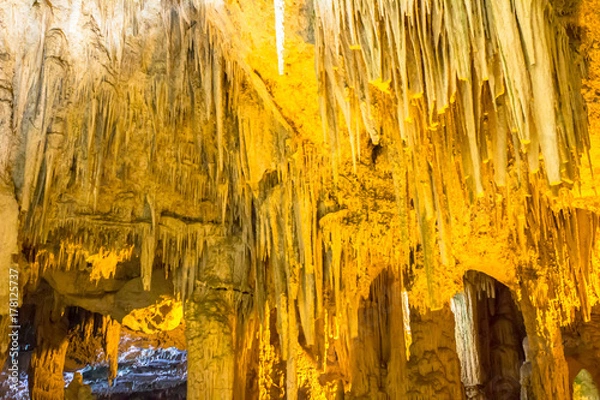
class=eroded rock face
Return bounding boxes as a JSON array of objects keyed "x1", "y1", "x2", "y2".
[
  {"x1": 407, "y1": 306, "x2": 464, "y2": 400},
  {"x1": 1, "y1": 0, "x2": 600, "y2": 398}
]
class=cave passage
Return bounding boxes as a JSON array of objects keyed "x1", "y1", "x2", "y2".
[
  {"x1": 451, "y1": 271, "x2": 527, "y2": 400},
  {"x1": 1, "y1": 306, "x2": 187, "y2": 400}
]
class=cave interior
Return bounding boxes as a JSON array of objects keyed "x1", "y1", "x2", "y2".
[{"x1": 2, "y1": 0, "x2": 600, "y2": 399}]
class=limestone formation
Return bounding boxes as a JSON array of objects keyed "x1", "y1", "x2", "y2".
[{"x1": 1, "y1": 0, "x2": 600, "y2": 398}]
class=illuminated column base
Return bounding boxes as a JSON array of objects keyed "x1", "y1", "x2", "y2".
[
  {"x1": 185, "y1": 288, "x2": 235, "y2": 400},
  {"x1": 185, "y1": 239, "x2": 244, "y2": 400}
]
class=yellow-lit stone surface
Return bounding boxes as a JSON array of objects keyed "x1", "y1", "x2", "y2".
[{"x1": 122, "y1": 297, "x2": 183, "y2": 334}]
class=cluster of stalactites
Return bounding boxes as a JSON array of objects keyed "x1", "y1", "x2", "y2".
[
  {"x1": 313, "y1": 0, "x2": 591, "y2": 312},
  {"x1": 314, "y1": 0, "x2": 587, "y2": 187},
  {"x1": 27, "y1": 215, "x2": 233, "y2": 306},
  {"x1": 524, "y1": 193, "x2": 600, "y2": 324},
  {"x1": 5, "y1": 4, "x2": 600, "y2": 398},
  {"x1": 27, "y1": 218, "x2": 137, "y2": 288},
  {"x1": 8, "y1": 0, "x2": 258, "y2": 240},
  {"x1": 6, "y1": 0, "x2": 271, "y2": 299},
  {"x1": 5, "y1": 0, "x2": 410, "y2": 347}
]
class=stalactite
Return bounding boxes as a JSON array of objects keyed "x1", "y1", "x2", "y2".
[
  {"x1": 102, "y1": 315, "x2": 121, "y2": 386},
  {"x1": 141, "y1": 196, "x2": 157, "y2": 291},
  {"x1": 0, "y1": 52, "x2": 14, "y2": 176},
  {"x1": 451, "y1": 291, "x2": 484, "y2": 399},
  {"x1": 0, "y1": 50, "x2": 18, "y2": 320},
  {"x1": 257, "y1": 303, "x2": 277, "y2": 399}
]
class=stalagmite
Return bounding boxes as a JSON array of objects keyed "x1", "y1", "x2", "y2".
[
  {"x1": 185, "y1": 290, "x2": 233, "y2": 399},
  {"x1": 520, "y1": 282, "x2": 571, "y2": 400},
  {"x1": 29, "y1": 293, "x2": 69, "y2": 400},
  {"x1": 102, "y1": 316, "x2": 121, "y2": 386},
  {"x1": 401, "y1": 290, "x2": 412, "y2": 359},
  {"x1": 520, "y1": 337, "x2": 533, "y2": 400},
  {"x1": 257, "y1": 303, "x2": 281, "y2": 399},
  {"x1": 64, "y1": 372, "x2": 94, "y2": 400},
  {"x1": 572, "y1": 369, "x2": 600, "y2": 400},
  {"x1": 384, "y1": 278, "x2": 410, "y2": 399}
]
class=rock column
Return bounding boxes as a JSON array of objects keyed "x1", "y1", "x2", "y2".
[
  {"x1": 185, "y1": 237, "x2": 247, "y2": 400},
  {"x1": 520, "y1": 283, "x2": 571, "y2": 400},
  {"x1": 29, "y1": 294, "x2": 69, "y2": 400}
]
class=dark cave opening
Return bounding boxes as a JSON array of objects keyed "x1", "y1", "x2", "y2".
[
  {"x1": 1, "y1": 305, "x2": 187, "y2": 400},
  {"x1": 452, "y1": 270, "x2": 528, "y2": 400}
]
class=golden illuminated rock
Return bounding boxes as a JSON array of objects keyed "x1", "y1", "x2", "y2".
[{"x1": 121, "y1": 297, "x2": 183, "y2": 335}]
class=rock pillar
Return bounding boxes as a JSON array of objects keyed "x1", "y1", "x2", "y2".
[
  {"x1": 29, "y1": 294, "x2": 69, "y2": 400},
  {"x1": 520, "y1": 283, "x2": 571, "y2": 400},
  {"x1": 185, "y1": 237, "x2": 247, "y2": 400}
]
